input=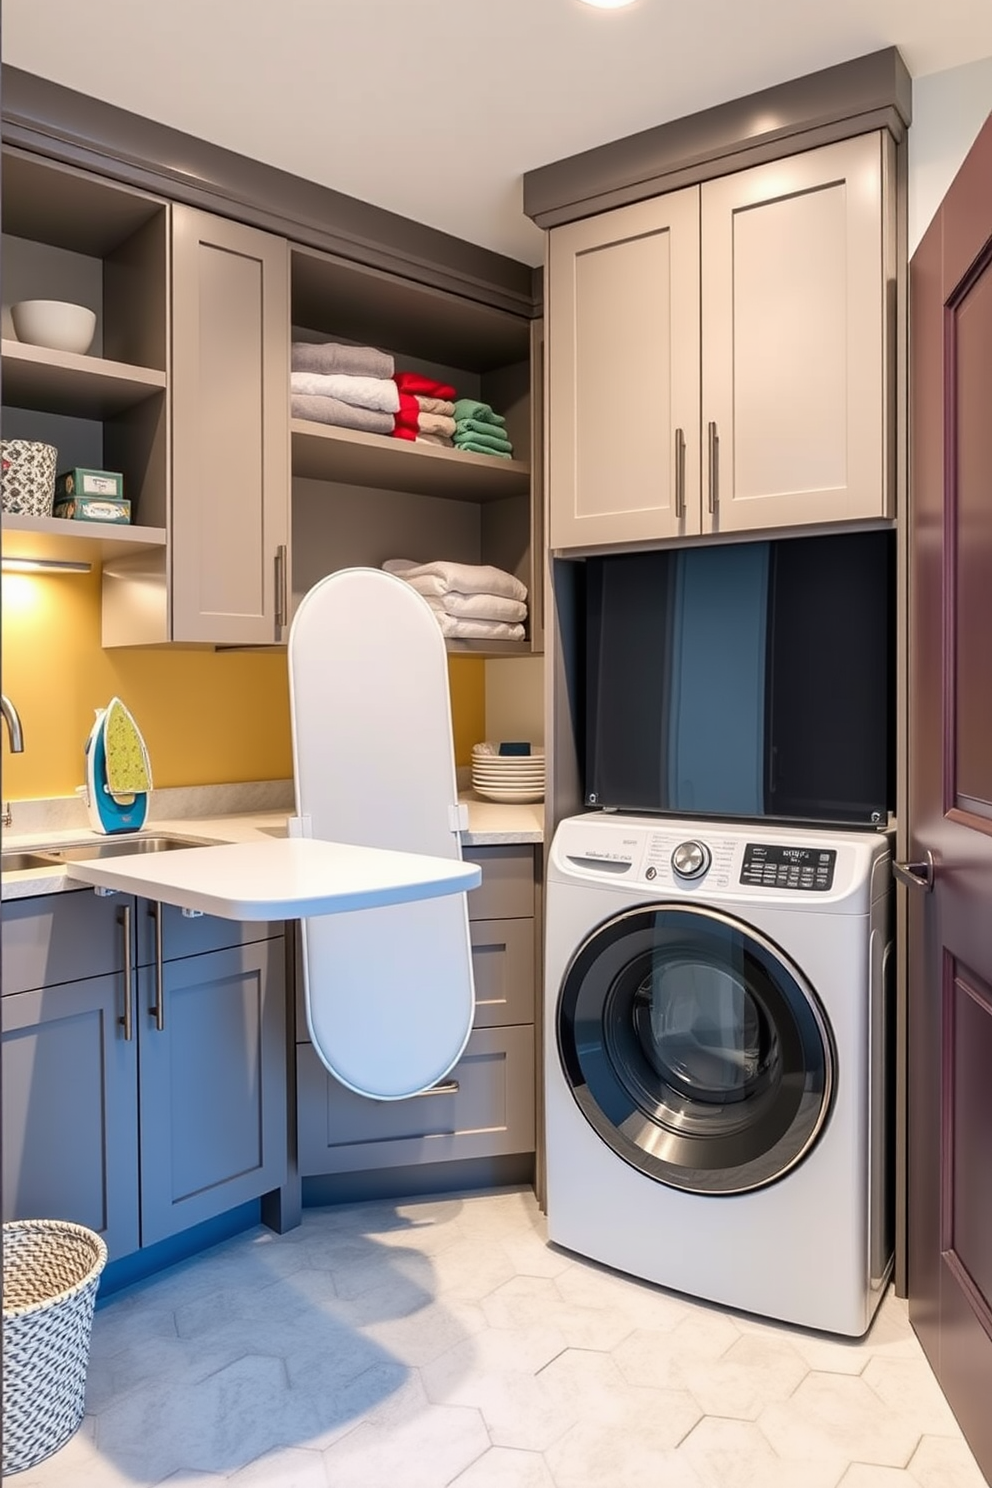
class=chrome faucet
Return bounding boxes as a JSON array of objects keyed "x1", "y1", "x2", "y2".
[
  {"x1": 2, "y1": 694, "x2": 24, "y2": 829},
  {"x1": 2, "y1": 695, "x2": 24, "y2": 754}
]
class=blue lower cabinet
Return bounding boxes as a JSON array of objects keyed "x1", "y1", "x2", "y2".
[{"x1": 1, "y1": 891, "x2": 288, "y2": 1263}]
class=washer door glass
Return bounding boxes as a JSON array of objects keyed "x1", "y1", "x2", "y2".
[{"x1": 557, "y1": 905, "x2": 833, "y2": 1194}]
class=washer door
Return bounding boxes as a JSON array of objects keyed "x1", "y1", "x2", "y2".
[{"x1": 557, "y1": 905, "x2": 834, "y2": 1194}]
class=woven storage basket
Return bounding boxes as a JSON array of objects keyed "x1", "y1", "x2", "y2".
[
  {"x1": 2, "y1": 1219, "x2": 108, "y2": 1476},
  {"x1": 0, "y1": 439, "x2": 58, "y2": 517}
]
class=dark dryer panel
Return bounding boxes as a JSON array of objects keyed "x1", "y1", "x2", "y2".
[{"x1": 584, "y1": 531, "x2": 894, "y2": 827}]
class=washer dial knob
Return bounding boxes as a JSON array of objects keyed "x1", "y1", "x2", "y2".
[{"x1": 672, "y1": 840, "x2": 711, "y2": 879}]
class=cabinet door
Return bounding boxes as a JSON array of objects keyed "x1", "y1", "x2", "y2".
[
  {"x1": 171, "y1": 205, "x2": 290, "y2": 643},
  {"x1": 1, "y1": 974, "x2": 140, "y2": 1260},
  {"x1": 547, "y1": 187, "x2": 700, "y2": 549},
  {"x1": 701, "y1": 132, "x2": 894, "y2": 534},
  {"x1": 137, "y1": 937, "x2": 287, "y2": 1246}
]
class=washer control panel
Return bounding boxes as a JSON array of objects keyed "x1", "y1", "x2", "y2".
[
  {"x1": 671, "y1": 840, "x2": 712, "y2": 879},
  {"x1": 740, "y1": 843, "x2": 837, "y2": 891}
]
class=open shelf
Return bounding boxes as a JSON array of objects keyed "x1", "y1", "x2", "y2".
[
  {"x1": 291, "y1": 418, "x2": 530, "y2": 502},
  {"x1": 1, "y1": 511, "x2": 167, "y2": 564},
  {"x1": 1, "y1": 340, "x2": 167, "y2": 418}
]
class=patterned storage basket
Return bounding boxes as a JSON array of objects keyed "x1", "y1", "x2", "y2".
[
  {"x1": 2, "y1": 1219, "x2": 108, "y2": 1476},
  {"x1": 0, "y1": 440, "x2": 58, "y2": 517}
]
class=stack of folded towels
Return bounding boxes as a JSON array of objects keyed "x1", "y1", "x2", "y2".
[
  {"x1": 391, "y1": 371, "x2": 458, "y2": 447},
  {"x1": 383, "y1": 558, "x2": 527, "y2": 642},
  {"x1": 291, "y1": 341, "x2": 399, "y2": 434},
  {"x1": 453, "y1": 398, "x2": 514, "y2": 460}
]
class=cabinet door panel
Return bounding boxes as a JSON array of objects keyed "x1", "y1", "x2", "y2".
[
  {"x1": 548, "y1": 188, "x2": 700, "y2": 548},
  {"x1": 470, "y1": 918, "x2": 535, "y2": 1027},
  {"x1": 464, "y1": 845, "x2": 536, "y2": 921},
  {"x1": 171, "y1": 205, "x2": 290, "y2": 643},
  {"x1": 1, "y1": 976, "x2": 140, "y2": 1259},
  {"x1": 138, "y1": 938, "x2": 286, "y2": 1246},
  {"x1": 702, "y1": 133, "x2": 892, "y2": 532},
  {"x1": 297, "y1": 1024, "x2": 535, "y2": 1176}
]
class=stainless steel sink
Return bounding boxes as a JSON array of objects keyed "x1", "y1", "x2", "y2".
[
  {"x1": 39, "y1": 833, "x2": 220, "y2": 863},
  {"x1": 1, "y1": 850, "x2": 62, "y2": 872}
]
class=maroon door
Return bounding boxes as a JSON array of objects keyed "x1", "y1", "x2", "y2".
[{"x1": 907, "y1": 110, "x2": 992, "y2": 1483}]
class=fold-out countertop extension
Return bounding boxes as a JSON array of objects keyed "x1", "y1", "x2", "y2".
[{"x1": 65, "y1": 838, "x2": 482, "y2": 921}]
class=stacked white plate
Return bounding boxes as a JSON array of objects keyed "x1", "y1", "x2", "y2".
[{"x1": 471, "y1": 743, "x2": 545, "y2": 803}]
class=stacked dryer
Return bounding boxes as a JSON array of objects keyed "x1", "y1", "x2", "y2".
[{"x1": 544, "y1": 812, "x2": 893, "y2": 1337}]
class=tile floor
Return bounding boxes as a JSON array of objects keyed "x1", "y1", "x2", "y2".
[{"x1": 14, "y1": 1187, "x2": 988, "y2": 1488}]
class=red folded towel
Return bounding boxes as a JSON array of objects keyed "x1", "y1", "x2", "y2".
[
  {"x1": 392, "y1": 426, "x2": 418, "y2": 441},
  {"x1": 394, "y1": 370, "x2": 457, "y2": 400},
  {"x1": 393, "y1": 391, "x2": 421, "y2": 433}
]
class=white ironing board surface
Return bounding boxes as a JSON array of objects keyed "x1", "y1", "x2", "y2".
[
  {"x1": 288, "y1": 567, "x2": 477, "y2": 1100},
  {"x1": 65, "y1": 839, "x2": 481, "y2": 920}
]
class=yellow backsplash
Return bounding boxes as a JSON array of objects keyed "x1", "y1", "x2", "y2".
[{"x1": 0, "y1": 568, "x2": 486, "y2": 800}]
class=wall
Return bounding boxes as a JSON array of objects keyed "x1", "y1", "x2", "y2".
[
  {"x1": 0, "y1": 568, "x2": 485, "y2": 800},
  {"x1": 909, "y1": 57, "x2": 992, "y2": 255}
]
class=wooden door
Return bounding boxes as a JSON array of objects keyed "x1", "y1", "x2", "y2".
[
  {"x1": 1, "y1": 975, "x2": 140, "y2": 1261},
  {"x1": 701, "y1": 132, "x2": 894, "y2": 535},
  {"x1": 547, "y1": 187, "x2": 700, "y2": 549},
  {"x1": 137, "y1": 938, "x2": 287, "y2": 1246},
  {"x1": 171, "y1": 205, "x2": 290, "y2": 644},
  {"x1": 907, "y1": 111, "x2": 992, "y2": 1482}
]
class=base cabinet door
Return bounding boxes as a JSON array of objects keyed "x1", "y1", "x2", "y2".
[
  {"x1": 1, "y1": 973, "x2": 140, "y2": 1260},
  {"x1": 137, "y1": 937, "x2": 287, "y2": 1247}
]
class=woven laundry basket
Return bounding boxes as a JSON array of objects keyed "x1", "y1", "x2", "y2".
[
  {"x1": 2, "y1": 1219, "x2": 108, "y2": 1476},
  {"x1": 0, "y1": 439, "x2": 58, "y2": 517}
]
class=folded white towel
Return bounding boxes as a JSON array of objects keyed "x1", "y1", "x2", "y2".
[
  {"x1": 412, "y1": 585, "x2": 527, "y2": 623},
  {"x1": 290, "y1": 372, "x2": 400, "y2": 414},
  {"x1": 433, "y1": 614, "x2": 526, "y2": 641},
  {"x1": 383, "y1": 558, "x2": 527, "y2": 604}
]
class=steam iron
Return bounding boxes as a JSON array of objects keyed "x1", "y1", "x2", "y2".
[{"x1": 83, "y1": 697, "x2": 152, "y2": 834}]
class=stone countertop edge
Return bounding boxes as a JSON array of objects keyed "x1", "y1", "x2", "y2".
[{"x1": 1, "y1": 788, "x2": 543, "y2": 902}]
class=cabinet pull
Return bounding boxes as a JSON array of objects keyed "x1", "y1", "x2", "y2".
[
  {"x1": 118, "y1": 903, "x2": 134, "y2": 1041},
  {"x1": 707, "y1": 421, "x2": 719, "y2": 514},
  {"x1": 675, "y1": 427, "x2": 686, "y2": 519},
  {"x1": 275, "y1": 543, "x2": 288, "y2": 630},
  {"x1": 149, "y1": 901, "x2": 165, "y2": 1030},
  {"x1": 409, "y1": 1079, "x2": 460, "y2": 1098}
]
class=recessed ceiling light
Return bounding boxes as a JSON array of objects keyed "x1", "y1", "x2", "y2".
[{"x1": 579, "y1": 0, "x2": 638, "y2": 8}]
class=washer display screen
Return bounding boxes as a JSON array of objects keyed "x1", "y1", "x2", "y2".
[{"x1": 741, "y1": 844, "x2": 837, "y2": 891}]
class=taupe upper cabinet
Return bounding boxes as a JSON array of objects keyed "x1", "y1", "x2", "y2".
[
  {"x1": 548, "y1": 186, "x2": 700, "y2": 550},
  {"x1": 547, "y1": 132, "x2": 895, "y2": 550},
  {"x1": 701, "y1": 133, "x2": 894, "y2": 535},
  {"x1": 171, "y1": 207, "x2": 291, "y2": 644}
]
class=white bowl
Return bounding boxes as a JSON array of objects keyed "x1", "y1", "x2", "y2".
[{"x1": 11, "y1": 300, "x2": 97, "y2": 355}]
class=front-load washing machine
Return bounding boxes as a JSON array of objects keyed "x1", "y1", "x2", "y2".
[{"x1": 545, "y1": 813, "x2": 894, "y2": 1336}]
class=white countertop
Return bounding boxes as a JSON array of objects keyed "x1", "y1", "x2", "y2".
[{"x1": 0, "y1": 795, "x2": 543, "y2": 904}]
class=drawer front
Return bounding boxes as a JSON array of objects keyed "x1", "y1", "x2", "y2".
[
  {"x1": 1, "y1": 890, "x2": 128, "y2": 995},
  {"x1": 464, "y1": 845, "x2": 535, "y2": 921},
  {"x1": 134, "y1": 901, "x2": 282, "y2": 967},
  {"x1": 470, "y1": 918, "x2": 535, "y2": 1027},
  {"x1": 297, "y1": 1023, "x2": 535, "y2": 1176}
]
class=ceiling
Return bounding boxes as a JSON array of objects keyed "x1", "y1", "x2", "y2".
[{"x1": 3, "y1": 0, "x2": 991, "y2": 267}]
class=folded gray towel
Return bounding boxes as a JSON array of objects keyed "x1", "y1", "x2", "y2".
[
  {"x1": 290, "y1": 371, "x2": 400, "y2": 413},
  {"x1": 292, "y1": 340, "x2": 394, "y2": 379},
  {"x1": 291, "y1": 394, "x2": 394, "y2": 436}
]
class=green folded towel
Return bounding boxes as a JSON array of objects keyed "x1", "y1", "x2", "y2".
[
  {"x1": 454, "y1": 440, "x2": 513, "y2": 460},
  {"x1": 453, "y1": 397, "x2": 506, "y2": 428},
  {"x1": 454, "y1": 422, "x2": 514, "y2": 453}
]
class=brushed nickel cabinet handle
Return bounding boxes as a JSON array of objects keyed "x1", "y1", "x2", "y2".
[
  {"x1": 892, "y1": 851, "x2": 935, "y2": 893},
  {"x1": 275, "y1": 543, "x2": 288, "y2": 630},
  {"x1": 409, "y1": 1080, "x2": 460, "y2": 1098},
  {"x1": 707, "y1": 421, "x2": 719, "y2": 514},
  {"x1": 149, "y1": 901, "x2": 165, "y2": 1030},
  {"x1": 675, "y1": 427, "x2": 686, "y2": 519},
  {"x1": 118, "y1": 902, "x2": 133, "y2": 1041}
]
